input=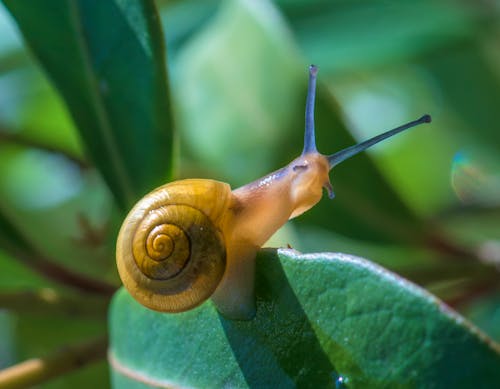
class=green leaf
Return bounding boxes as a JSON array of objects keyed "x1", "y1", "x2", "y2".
[
  {"x1": 13, "y1": 312, "x2": 108, "y2": 389},
  {"x1": 0, "y1": 311, "x2": 16, "y2": 369},
  {"x1": 464, "y1": 293, "x2": 500, "y2": 343},
  {"x1": 174, "y1": 0, "x2": 304, "y2": 185},
  {"x1": 109, "y1": 249, "x2": 500, "y2": 388},
  {"x1": 421, "y1": 42, "x2": 500, "y2": 151},
  {"x1": 0, "y1": 65, "x2": 85, "y2": 161},
  {"x1": 2, "y1": 0, "x2": 174, "y2": 210},
  {"x1": 0, "y1": 144, "x2": 116, "y2": 282},
  {"x1": 0, "y1": 251, "x2": 49, "y2": 292},
  {"x1": 322, "y1": 66, "x2": 460, "y2": 217},
  {"x1": 0, "y1": 199, "x2": 34, "y2": 257},
  {"x1": 277, "y1": 1, "x2": 479, "y2": 73}
]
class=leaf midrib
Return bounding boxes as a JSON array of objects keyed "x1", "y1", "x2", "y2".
[{"x1": 69, "y1": 0, "x2": 135, "y2": 208}]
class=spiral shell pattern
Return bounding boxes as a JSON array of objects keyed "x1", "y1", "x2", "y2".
[
  {"x1": 116, "y1": 179, "x2": 231, "y2": 312},
  {"x1": 132, "y1": 209, "x2": 191, "y2": 280}
]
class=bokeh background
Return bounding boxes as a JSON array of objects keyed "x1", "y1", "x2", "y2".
[{"x1": 0, "y1": 0, "x2": 499, "y2": 387}]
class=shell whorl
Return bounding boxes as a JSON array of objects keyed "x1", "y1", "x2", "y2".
[
  {"x1": 116, "y1": 179, "x2": 232, "y2": 312},
  {"x1": 132, "y1": 207, "x2": 191, "y2": 280}
]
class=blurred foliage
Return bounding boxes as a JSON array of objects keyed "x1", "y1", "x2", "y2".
[{"x1": 0, "y1": 0, "x2": 499, "y2": 387}]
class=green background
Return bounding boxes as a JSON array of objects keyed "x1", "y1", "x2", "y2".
[{"x1": 0, "y1": 0, "x2": 499, "y2": 387}]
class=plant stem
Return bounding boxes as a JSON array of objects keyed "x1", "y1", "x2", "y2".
[
  {"x1": 0, "y1": 336, "x2": 108, "y2": 389},
  {"x1": 19, "y1": 251, "x2": 117, "y2": 296},
  {"x1": 0, "y1": 129, "x2": 89, "y2": 169},
  {"x1": 446, "y1": 279, "x2": 499, "y2": 309},
  {"x1": 0, "y1": 211, "x2": 116, "y2": 296},
  {"x1": 0, "y1": 289, "x2": 109, "y2": 317}
]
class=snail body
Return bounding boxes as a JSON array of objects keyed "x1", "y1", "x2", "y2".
[{"x1": 116, "y1": 65, "x2": 431, "y2": 320}]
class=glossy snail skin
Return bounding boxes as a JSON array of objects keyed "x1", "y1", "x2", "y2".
[
  {"x1": 116, "y1": 65, "x2": 431, "y2": 320},
  {"x1": 211, "y1": 152, "x2": 332, "y2": 318}
]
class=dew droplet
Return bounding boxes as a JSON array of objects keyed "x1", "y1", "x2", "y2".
[{"x1": 331, "y1": 372, "x2": 348, "y2": 388}]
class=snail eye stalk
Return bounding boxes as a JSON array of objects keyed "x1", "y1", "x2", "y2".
[
  {"x1": 327, "y1": 115, "x2": 431, "y2": 168},
  {"x1": 302, "y1": 64, "x2": 319, "y2": 155}
]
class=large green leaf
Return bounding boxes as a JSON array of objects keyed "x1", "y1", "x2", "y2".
[
  {"x1": 2, "y1": 0, "x2": 174, "y2": 210},
  {"x1": 109, "y1": 249, "x2": 500, "y2": 388}
]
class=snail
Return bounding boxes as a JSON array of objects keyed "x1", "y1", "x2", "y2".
[{"x1": 116, "y1": 65, "x2": 431, "y2": 320}]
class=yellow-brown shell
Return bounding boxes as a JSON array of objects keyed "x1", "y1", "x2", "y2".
[{"x1": 116, "y1": 179, "x2": 232, "y2": 312}]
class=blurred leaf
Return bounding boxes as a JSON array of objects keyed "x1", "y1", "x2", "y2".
[
  {"x1": 0, "y1": 40, "x2": 78, "y2": 165},
  {"x1": 13, "y1": 313, "x2": 108, "y2": 389},
  {"x1": 0, "y1": 146, "x2": 83, "y2": 210},
  {"x1": 277, "y1": 0, "x2": 481, "y2": 73},
  {"x1": 2, "y1": 0, "x2": 174, "y2": 210},
  {"x1": 174, "y1": 0, "x2": 303, "y2": 184},
  {"x1": 0, "y1": 144, "x2": 116, "y2": 282},
  {"x1": 0, "y1": 66, "x2": 84, "y2": 160},
  {"x1": 0, "y1": 174, "x2": 116, "y2": 295},
  {"x1": 323, "y1": 67, "x2": 459, "y2": 217},
  {"x1": 421, "y1": 42, "x2": 500, "y2": 152},
  {"x1": 159, "y1": 0, "x2": 219, "y2": 61},
  {"x1": 0, "y1": 127, "x2": 86, "y2": 169},
  {"x1": 0, "y1": 251, "x2": 49, "y2": 292},
  {"x1": 15, "y1": 314, "x2": 105, "y2": 357},
  {"x1": 0, "y1": 4, "x2": 22, "y2": 56},
  {"x1": 110, "y1": 249, "x2": 500, "y2": 388},
  {"x1": 464, "y1": 293, "x2": 500, "y2": 343},
  {"x1": 0, "y1": 311, "x2": 16, "y2": 369},
  {"x1": 0, "y1": 47, "x2": 29, "y2": 74},
  {"x1": 440, "y1": 209, "x2": 500, "y2": 248},
  {"x1": 0, "y1": 195, "x2": 32, "y2": 255},
  {"x1": 44, "y1": 361, "x2": 110, "y2": 389}
]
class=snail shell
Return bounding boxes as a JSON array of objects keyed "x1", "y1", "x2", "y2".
[{"x1": 116, "y1": 179, "x2": 232, "y2": 312}]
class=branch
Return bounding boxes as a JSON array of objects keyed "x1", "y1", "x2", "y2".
[
  {"x1": 0, "y1": 289, "x2": 109, "y2": 317},
  {"x1": 0, "y1": 130, "x2": 89, "y2": 169},
  {"x1": 0, "y1": 336, "x2": 107, "y2": 389},
  {"x1": 446, "y1": 279, "x2": 499, "y2": 309},
  {"x1": 20, "y1": 252, "x2": 117, "y2": 296},
  {"x1": 425, "y1": 232, "x2": 476, "y2": 259},
  {"x1": 0, "y1": 211, "x2": 116, "y2": 296},
  {"x1": 3, "y1": 242, "x2": 117, "y2": 296}
]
